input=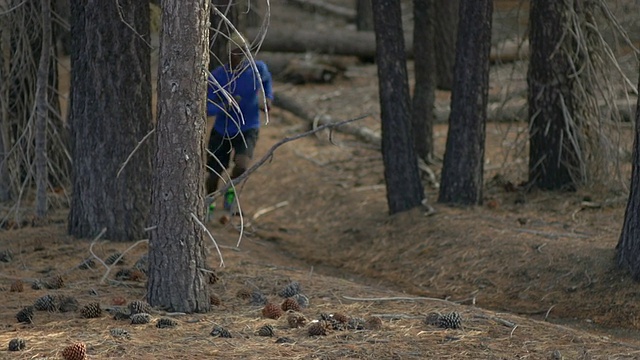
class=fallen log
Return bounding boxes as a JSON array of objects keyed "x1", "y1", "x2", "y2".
[
  {"x1": 248, "y1": 27, "x2": 529, "y2": 63},
  {"x1": 272, "y1": 93, "x2": 381, "y2": 146},
  {"x1": 286, "y1": 0, "x2": 356, "y2": 21},
  {"x1": 257, "y1": 52, "x2": 359, "y2": 83}
]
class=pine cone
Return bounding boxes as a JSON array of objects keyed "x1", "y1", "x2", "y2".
[
  {"x1": 278, "y1": 281, "x2": 301, "y2": 298},
  {"x1": 80, "y1": 302, "x2": 102, "y2": 318},
  {"x1": 130, "y1": 313, "x2": 151, "y2": 324},
  {"x1": 236, "y1": 288, "x2": 252, "y2": 300},
  {"x1": 257, "y1": 324, "x2": 275, "y2": 337},
  {"x1": 156, "y1": 317, "x2": 178, "y2": 328},
  {"x1": 262, "y1": 303, "x2": 283, "y2": 319},
  {"x1": 16, "y1": 306, "x2": 34, "y2": 323},
  {"x1": 115, "y1": 268, "x2": 133, "y2": 280},
  {"x1": 293, "y1": 293, "x2": 309, "y2": 308},
  {"x1": 78, "y1": 258, "x2": 95, "y2": 270},
  {"x1": 438, "y1": 311, "x2": 462, "y2": 329},
  {"x1": 307, "y1": 321, "x2": 328, "y2": 336},
  {"x1": 31, "y1": 279, "x2": 44, "y2": 290},
  {"x1": 210, "y1": 325, "x2": 232, "y2": 338},
  {"x1": 128, "y1": 300, "x2": 151, "y2": 315},
  {"x1": 133, "y1": 254, "x2": 148, "y2": 275},
  {"x1": 347, "y1": 316, "x2": 366, "y2": 330},
  {"x1": 247, "y1": 290, "x2": 267, "y2": 306},
  {"x1": 8, "y1": 338, "x2": 26, "y2": 351},
  {"x1": 110, "y1": 328, "x2": 130, "y2": 339},
  {"x1": 275, "y1": 337, "x2": 295, "y2": 344},
  {"x1": 365, "y1": 316, "x2": 383, "y2": 330},
  {"x1": 44, "y1": 275, "x2": 64, "y2": 289},
  {"x1": 0, "y1": 249, "x2": 12, "y2": 262},
  {"x1": 10, "y1": 280, "x2": 23, "y2": 292},
  {"x1": 286, "y1": 311, "x2": 307, "y2": 328},
  {"x1": 58, "y1": 296, "x2": 80, "y2": 313},
  {"x1": 34, "y1": 294, "x2": 58, "y2": 311},
  {"x1": 210, "y1": 294, "x2": 221, "y2": 306},
  {"x1": 61, "y1": 342, "x2": 86, "y2": 360},
  {"x1": 105, "y1": 252, "x2": 124, "y2": 265},
  {"x1": 281, "y1": 297, "x2": 301, "y2": 312},
  {"x1": 424, "y1": 312, "x2": 441, "y2": 326}
]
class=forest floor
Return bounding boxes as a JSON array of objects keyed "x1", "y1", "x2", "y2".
[{"x1": 3, "y1": 0, "x2": 640, "y2": 359}]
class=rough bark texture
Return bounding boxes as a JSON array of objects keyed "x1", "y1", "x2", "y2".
[
  {"x1": 434, "y1": 0, "x2": 459, "y2": 90},
  {"x1": 372, "y1": 0, "x2": 424, "y2": 214},
  {"x1": 35, "y1": 0, "x2": 52, "y2": 219},
  {"x1": 411, "y1": 0, "x2": 436, "y2": 163},
  {"x1": 68, "y1": 0, "x2": 152, "y2": 240},
  {"x1": 527, "y1": 0, "x2": 580, "y2": 190},
  {"x1": 147, "y1": 0, "x2": 210, "y2": 313},
  {"x1": 617, "y1": 79, "x2": 640, "y2": 280},
  {"x1": 438, "y1": 0, "x2": 492, "y2": 205},
  {"x1": 357, "y1": 0, "x2": 374, "y2": 31}
]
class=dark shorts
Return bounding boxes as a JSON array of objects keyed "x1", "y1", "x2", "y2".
[{"x1": 207, "y1": 128, "x2": 259, "y2": 173}]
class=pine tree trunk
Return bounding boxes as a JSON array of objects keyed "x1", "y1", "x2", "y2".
[
  {"x1": 527, "y1": 0, "x2": 581, "y2": 190},
  {"x1": 372, "y1": 0, "x2": 424, "y2": 214},
  {"x1": 147, "y1": 0, "x2": 210, "y2": 313},
  {"x1": 68, "y1": 0, "x2": 152, "y2": 240},
  {"x1": 411, "y1": 0, "x2": 436, "y2": 163},
  {"x1": 434, "y1": 0, "x2": 459, "y2": 90},
  {"x1": 438, "y1": 0, "x2": 492, "y2": 205},
  {"x1": 35, "y1": 0, "x2": 52, "y2": 219},
  {"x1": 356, "y1": 0, "x2": 374, "y2": 31}
]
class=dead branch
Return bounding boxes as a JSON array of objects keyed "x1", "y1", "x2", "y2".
[{"x1": 342, "y1": 295, "x2": 459, "y2": 306}]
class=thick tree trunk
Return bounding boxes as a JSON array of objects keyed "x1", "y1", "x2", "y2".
[
  {"x1": 411, "y1": 0, "x2": 436, "y2": 163},
  {"x1": 527, "y1": 0, "x2": 582, "y2": 190},
  {"x1": 372, "y1": 0, "x2": 424, "y2": 214},
  {"x1": 438, "y1": 0, "x2": 492, "y2": 205},
  {"x1": 147, "y1": 0, "x2": 210, "y2": 313},
  {"x1": 434, "y1": 0, "x2": 459, "y2": 90},
  {"x1": 617, "y1": 79, "x2": 640, "y2": 280},
  {"x1": 68, "y1": 0, "x2": 152, "y2": 240}
]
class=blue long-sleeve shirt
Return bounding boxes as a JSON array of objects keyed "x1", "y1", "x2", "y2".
[{"x1": 207, "y1": 60, "x2": 273, "y2": 136}]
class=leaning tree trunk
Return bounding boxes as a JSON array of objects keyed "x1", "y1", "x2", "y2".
[
  {"x1": 68, "y1": 0, "x2": 152, "y2": 240},
  {"x1": 411, "y1": 0, "x2": 436, "y2": 163},
  {"x1": 434, "y1": 0, "x2": 459, "y2": 90},
  {"x1": 372, "y1": 0, "x2": 424, "y2": 214},
  {"x1": 617, "y1": 76, "x2": 640, "y2": 280},
  {"x1": 438, "y1": 0, "x2": 492, "y2": 205},
  {"x1": 356, "y1": 0, "x2": 374, "y2": 31},
  {"x1": 147, "y1": 0, "x2": 210, "y2": 313},
  {"x1": 527, "y1": 0, "x2": 586, "y2": 191}
]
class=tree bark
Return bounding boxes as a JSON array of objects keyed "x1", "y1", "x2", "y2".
[
  {"x1": 434, "y1": 0, "x2": 459, "y2": 90},
  {"x1": 372, "y1": 0, "x2": 424, "y2": 214},
  {"x1": 356, "y1": 0, "x2": 374, "y2": 31},
  {"x1": 411, "y1": 0, "x2": 436, "y2": 163},
  {"x1": 35, "y1": 0, "x2": 52, "y2": 219},
  {"x1": 147, "y1": 0, "x2": 210, "y2": 313},
  {"x1": 68, "y1": 0, "x2": 153, "y2": 240},
  {"x1": 527, "y1": 0, "x2": 583, "y2": 190},
  {"x1": 617, "y1": 75, "x2": 640, "y2": 280},
  {"x1": 438, "y1": 0, "x2": 492, "y2": 205}
]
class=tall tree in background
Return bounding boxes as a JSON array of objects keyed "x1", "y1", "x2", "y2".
[
  {"x1": 438, "y1": 0, "x2": 492, "y2": 205},
  {"x1": 35, "y1": 0, "x2": 53, "y2": 219},
  {"x1": 209, "y1": 0, "x2": 239, "y2": 70},
  {"x1": 411, "y1": 0, "x2": 436, "y2": 163},
  {"x1": 434, "y1": 0, "x2": 459, "y2": 90},
  {"x1": 527, "y1": 1, "x2": 595, "y2": 190},
  {"x1": 356, "y1": 0, "x2": 374, "y2": 31},
  {"x1": 68, "y1": 0, "x2": 152, "y2": 240},
  {"x1": 617, "y1": 80, "x2": 640, "y2": 280},
  {"x1": 372, "y1": 0, "x2": 424, "y2": 214},
  {"x1": 147, "y1": 0, "x2": 210, "y2": 313}
]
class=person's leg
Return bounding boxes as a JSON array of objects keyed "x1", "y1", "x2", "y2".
[
  {"x1": 206, "y1": 129, "x2": 232, "y2": 195},
  {"x1": 230, "y1": 128, "x2": 259, "y2": 179}
]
